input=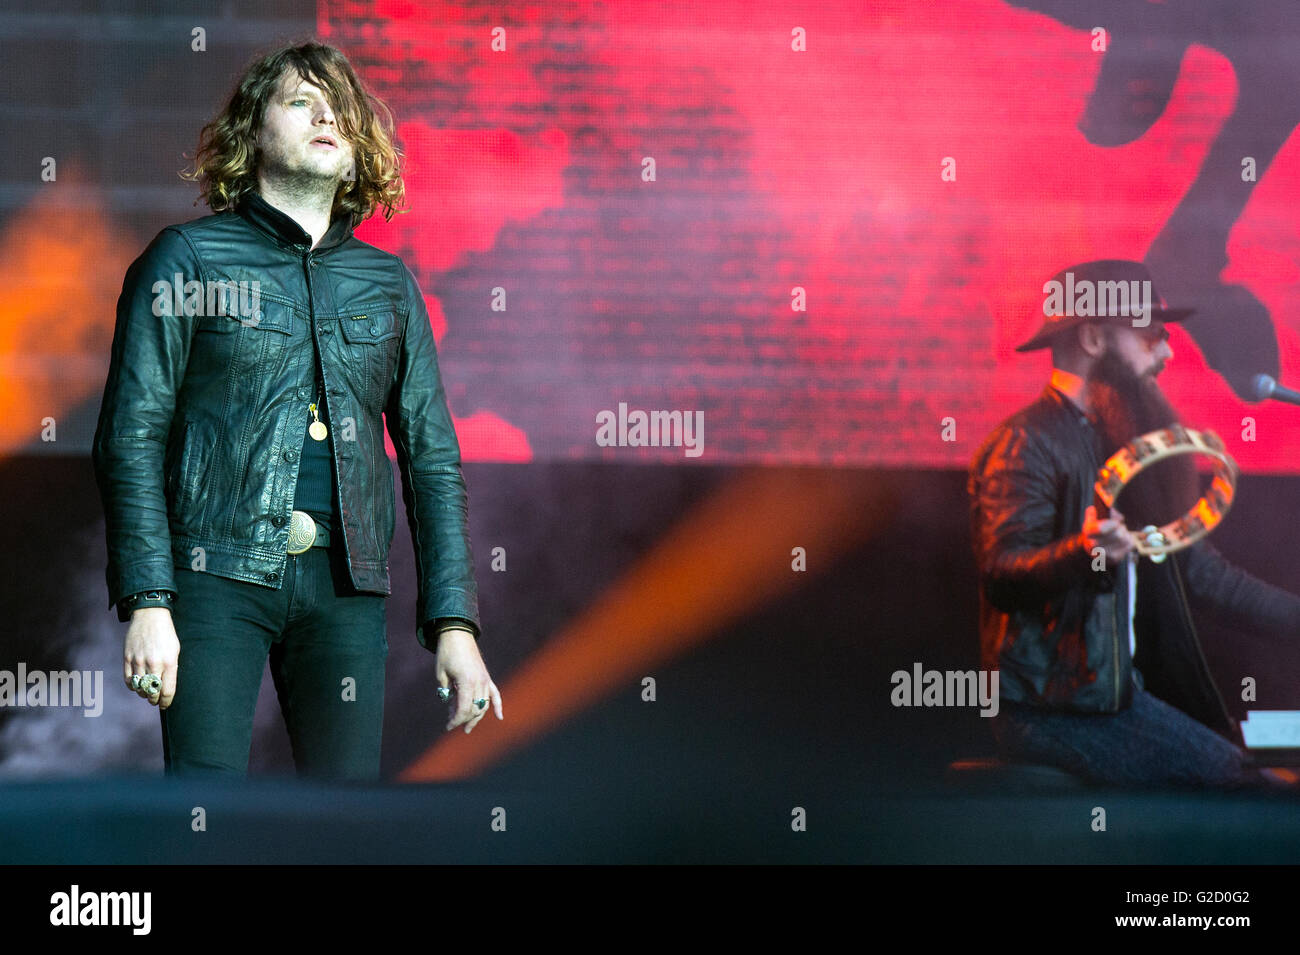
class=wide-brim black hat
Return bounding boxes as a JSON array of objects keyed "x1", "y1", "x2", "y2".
[{"x1": 1015, "y1": 259, "x2": 1194, "y2": 352}]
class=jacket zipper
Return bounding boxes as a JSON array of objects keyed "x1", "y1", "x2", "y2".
[
  {"x1": 1080, "y1": 398, "x2": 1123, "y2": 712},
  {"x1": 303, "y1": 250, "x2": 350, "y2": 573}
]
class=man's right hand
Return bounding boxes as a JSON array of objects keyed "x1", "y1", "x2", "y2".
[
  {"x1": 123, "y1": 608, "x2": 180, "y2": 709},
  {"x1": 1083, "y1": 504, "x2": 1135, "y2": 566}
]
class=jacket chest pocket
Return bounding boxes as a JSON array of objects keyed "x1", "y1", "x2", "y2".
[
  {"x1": 193, "y1": 299, "x2": 297, "y2": 373},
  {"x1": 337, "y1": 309, "x2": 401, "y2": 403},
  {"x1": 193, "y1": 293, "x2": 296, "y2": 332}
]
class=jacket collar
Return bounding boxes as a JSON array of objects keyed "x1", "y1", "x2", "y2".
[
  {"x1": 1048, "y1": 367, "x2": 1086, "y2": 411},
  {"x1": 1042, "y1": 380, "x2": 1115, "y2": 468},
  {"x1": 236, "y1": 191, "x2": 354, "y2": 253},
  {"x1": 1043, "y1": 379, "x2": 1102, "y2": 431}
]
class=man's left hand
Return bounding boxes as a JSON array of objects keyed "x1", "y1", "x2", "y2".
[{"x1": 435, "y1": 629, "x2": 503, "y2": 733}]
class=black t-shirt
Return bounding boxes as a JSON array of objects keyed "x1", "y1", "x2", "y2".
[{"x1": 293, "y1": 378, "x2": 337, "y2": 530}]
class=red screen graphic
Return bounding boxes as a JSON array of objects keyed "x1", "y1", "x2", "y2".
[
  {"x1": 14, "y1": 1, "x2": 1300, "y2": 470},
  {"x1": 328, "y1": 0, "x2": 1300, "y2": 469}
]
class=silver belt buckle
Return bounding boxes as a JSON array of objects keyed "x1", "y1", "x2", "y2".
[{"x1": 286, "y1": 509, "x2": 317, "y2": 555}]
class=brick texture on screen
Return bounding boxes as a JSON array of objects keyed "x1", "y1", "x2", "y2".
[
  {"x1": 327, "y1": 0, "x2": 1014, "y2": 466},
  {"x1": 9, "y1": 1, "x2": 1295, "y2": 466},
  {"x1": 320, "y1": 1, "x2": 1300, "y2": 471}
]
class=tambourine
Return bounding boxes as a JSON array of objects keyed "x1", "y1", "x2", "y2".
[{"x1": 1093, "y1": 424, "x2": 1239, "y2": 562}]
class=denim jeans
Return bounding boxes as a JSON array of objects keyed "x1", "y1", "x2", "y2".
[
  {"x1": 160, "y1": 540, "x2": 388, "y2": 780},
  {"x1": 991, "y1": 670, "x2": 1271, "y2": 789}
]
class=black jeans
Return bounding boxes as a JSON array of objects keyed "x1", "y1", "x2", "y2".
[
  {"x1": 160, "y1": 541, "x2": 387, "y2": 780},
  {"x1": 992, "y1": 670, "x2": 1271, "y2": 789}
]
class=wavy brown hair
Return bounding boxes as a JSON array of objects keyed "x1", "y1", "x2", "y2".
[{"x1": 181, "y1": 41, "x2": 406, "y2": 225}]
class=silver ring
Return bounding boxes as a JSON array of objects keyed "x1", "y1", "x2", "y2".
[
  {"x1": 474, "y1": 698, "x2": 488, "y2": 710},
  {"x1": 140, "y1": 674, "x2": 162, "y2": 695},
  {"x1": 129, "y1": 674, "x2": 142, "y2": 691},
  {"x1": 437, "y1": 686, "x2": 452, "y2": 702}
]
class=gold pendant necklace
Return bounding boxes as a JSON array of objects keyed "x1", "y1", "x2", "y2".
[{"x1": 308, "y1": 388, "x2": 328, "y2": 441}]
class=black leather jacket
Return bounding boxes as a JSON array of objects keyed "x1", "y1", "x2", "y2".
[
  {"x1": 92, "y1": 193, "x2": 479, "y2": 649},
  {"x1": 969, "y1": 385, "x2": 1300, "y2": 738}
]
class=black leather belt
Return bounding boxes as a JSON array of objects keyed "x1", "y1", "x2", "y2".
[{"x1": 287, "y1": 510, "x2": 331, "y2": 554}]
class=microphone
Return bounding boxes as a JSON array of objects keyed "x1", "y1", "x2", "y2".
[{"x1": 1252, "y1": 374, "x2": 1300, "y2": 405}]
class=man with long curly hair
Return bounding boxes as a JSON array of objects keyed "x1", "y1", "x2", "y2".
[{"x1": 92, "y1": 41, "x2": 502, "y2": 778}]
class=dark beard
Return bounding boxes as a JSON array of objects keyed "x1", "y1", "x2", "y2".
[{"x1": 1085, "y1": 346, "x2": 1201, "y2": 529}]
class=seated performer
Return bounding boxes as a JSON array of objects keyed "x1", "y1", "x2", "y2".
[{"x1": 968, "y1": 259, "x2": 1300, "y2": 788}]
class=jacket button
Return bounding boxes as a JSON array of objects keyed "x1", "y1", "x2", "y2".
[
  {"x1": 284, "y1": 450, "x2": 298, "y2": 462},
  {"x1": 369, "y1": 325, "x2": 380, "y2": 335},
  {"x1": 265, "y1": 572, "x2": 279, "y2": 582},
  {"x1": 271, "y1": 515, "x2": 285, "y2": 527}
]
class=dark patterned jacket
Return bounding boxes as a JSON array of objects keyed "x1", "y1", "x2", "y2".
[
  {"x1": 92, "y1": 193, "x2": 478, "y2": 650},
  {"x1": 969, "y1": 385, "x2": 1300, "y2": 738}
]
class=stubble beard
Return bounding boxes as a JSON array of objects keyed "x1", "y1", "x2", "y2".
[{"x1": 257, "y1": 141, "x2": 347, "y2": 212}]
